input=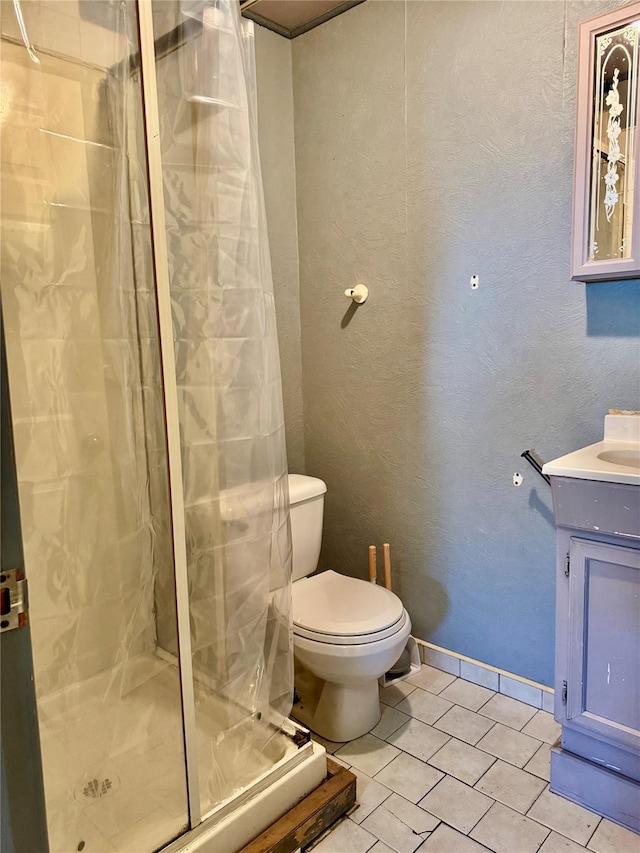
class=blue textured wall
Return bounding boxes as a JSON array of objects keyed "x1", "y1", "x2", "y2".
[{"x1": 291, "y1": 0, "x2": 640, "y2": 686}]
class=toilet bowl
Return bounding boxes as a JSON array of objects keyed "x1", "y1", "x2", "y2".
[{"x1": 288, "y1": 475, "x2": 412, "y2": 742}]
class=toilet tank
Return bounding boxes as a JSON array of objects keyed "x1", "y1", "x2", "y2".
[{"x1": 288, "y1": 474, "x2": 327, "y2": 582}]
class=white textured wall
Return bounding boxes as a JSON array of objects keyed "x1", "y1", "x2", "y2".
[
  {"x1": 290, "y1": 0, "x2": 640, "y2": 686},
  {"x1": 255, "y1": 26, "x2": 305, "y2": 473}
]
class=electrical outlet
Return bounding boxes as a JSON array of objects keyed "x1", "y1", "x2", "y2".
[{"x1": 470, "y1": 274, "x2": 479, "y2": 289}]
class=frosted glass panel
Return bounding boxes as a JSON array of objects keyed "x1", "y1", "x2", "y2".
[
  {"x1": 588, "y1": 22, "x2": 639, "y2": 262},
  {"x1": 1, "y1": 0, "x2": 296, "y2": 844},
  {"x1": 0, "y1": 4, "x2": 188, "y2": 851}
]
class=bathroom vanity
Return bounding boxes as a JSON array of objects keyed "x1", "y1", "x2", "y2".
[{"x1": 544, "y1": 415, "x2": 640, "y2": 833}]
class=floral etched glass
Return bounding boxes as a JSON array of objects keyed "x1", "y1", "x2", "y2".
[{"x1": 588, "y1": 23, "x2": 639, "y2": 262}]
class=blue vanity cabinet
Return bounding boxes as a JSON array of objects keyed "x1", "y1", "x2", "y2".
[{"x1": 550, "y1": 476, "x2": 640, "y2": 834}]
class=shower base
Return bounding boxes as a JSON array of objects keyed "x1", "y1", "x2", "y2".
[
  {"x1": 36, "y1": 652, "x2": 321, "y2": 853},
  {"x1": 163, "y1": 740, "x2": 327, "y2": 853}
]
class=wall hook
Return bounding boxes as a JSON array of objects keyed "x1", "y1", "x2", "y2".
[{"x1": 344, "y1": 283, "x2": 369, "y2": 304}]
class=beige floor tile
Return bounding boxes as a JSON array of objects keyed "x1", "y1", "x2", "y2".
[
  {"x1": 524, "y1": 742, "x2": 552, "y2": 781},
  {"x1": 418, "y1": 775, "x2": 493, "y2": 834},
  {"x1": 588, "y1": 818, "x2": 640, "y2": 853},
  {"x1": 396, "y1": 687, "x2": 453, "y2": 726},
  {"x1": 417, "y1": 824, "x2": 489, "y2": 853},
  {"x1": 312, "y1": 816, "x2": 378, "y2": 853},
  {"x1": 406, "y1": 665, "x2": 456, "y2": 695},
  {"x1": 375, "y1": 753, "x2": 443, "y2": 804},
  {"x1": 540, "y1": 830, "x2": 590, "y2": 852},
  {"x1": 470, "y1": 801, "x2": 550, "y2": 853},
  {"x1": 380, "y1": 681, "x2": 418, "y2": 707},
  {"x1": 476, "y1": 722, "x2": 541, "y2": 767},
  {"x1": 371, "y1": 705, "x2": 411, "y2": 740},
  {"x1": 386, "y1": 718, "x2": 450, "y2": 762},
  {"x1": 434, "y1": 705, "x2": 495, "y2": 745},
  {"x1": 336, "y1": 735, "x2": 400, "y2": 777},
  {"x1": 313, "y1": 734, "x2": 347, "y2": 754},
  {"x1": 527, "y1": 790, "x2": 601, "y2": 846},
  {"x1": 474, "y1": 759, "x2": 546, "y2": 813},
  {"x1": 383, "y1": 793, "x2": 440, "y2": 833},
  {"x1": 370, "y1": 843, "x2": 396, "y2": 853},
  {"x1": 428, "y1": 737, "x2": 496, "y2": 786},
  {"x1": 439, "y1": 679, "x2": 495, "y2": 712},
  {"x1": 331, "y1": 754, "x2": 351, "y2": 770},
  {"x1": 362, "y1": 804, "x2": 426, "y2": 853},
  {"x1": 349, "y1": 769, "x2": 392, "y2": 825},
  {"x1": 521, "y1": 710, "x2": 562, "y2": 744},
  {"x1": 479, "y1": 693, "x2": 537, "y2": 730}
]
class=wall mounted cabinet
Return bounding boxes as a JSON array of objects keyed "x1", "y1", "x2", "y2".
[{"x1": 572, "y1": 2, "x2": 640, "y2": 281}]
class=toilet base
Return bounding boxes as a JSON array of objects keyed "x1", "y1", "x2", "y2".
[{"x1": 293, "y1": 668, "x2": 382, "y2": 742}]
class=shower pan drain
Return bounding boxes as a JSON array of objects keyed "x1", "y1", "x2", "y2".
[{"x1": 74, "y1": 773, "x2": 120, "y2": 804}]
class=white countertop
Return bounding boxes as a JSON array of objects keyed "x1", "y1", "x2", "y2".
[{"x1": 543, "y1": 440, "x2": 640, "y2": 486}]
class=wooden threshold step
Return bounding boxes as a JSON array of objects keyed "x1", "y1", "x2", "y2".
[{"x1": 240, "y1": 758, "x2": 357, "y2": 853}]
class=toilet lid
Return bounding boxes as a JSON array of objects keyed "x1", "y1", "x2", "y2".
[
  {"x1": 295, "y1": 610, "x2": 409, "y2": 646},
  {"x1": 293, "y1": 570, "x2": 404, "y2": 637}
]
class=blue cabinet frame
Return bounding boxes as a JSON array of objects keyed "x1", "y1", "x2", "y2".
[{"x1": 550, "y1": 475, "x2": 640, "y2": 834}]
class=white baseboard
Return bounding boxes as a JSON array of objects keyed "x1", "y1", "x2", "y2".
[{"x1": 415, "y1": 639, "x2": 554, "y2": 713}]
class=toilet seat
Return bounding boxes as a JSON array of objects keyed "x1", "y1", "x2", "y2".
[
  {"x1": 293, "y1": 570, "x2": 407, "y2": 646},
  {"x1": 294, "y1": 610, "x2": 410, "y2": 645}
]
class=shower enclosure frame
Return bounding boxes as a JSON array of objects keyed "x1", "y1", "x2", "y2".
[
  {"x1": 136, "y1": 0, "x2": 202, "y2": 827},
  {"x1": 0, "y1": 2, "x2": 325, "y2": 849}
]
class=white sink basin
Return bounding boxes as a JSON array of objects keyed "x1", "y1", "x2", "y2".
[
  {"x1": 597, "y1": 449, "x2": 640, "y2": 469},
  {"x1": 544, "y1": 441, "x2": 640, "y2": 485},
  {"x1": 543, "y1": 415, "x2": 640, "y2": 485}
]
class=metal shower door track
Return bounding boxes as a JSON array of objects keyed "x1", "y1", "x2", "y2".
[{"x1": 135, "y1": 0, "x2": 202, "y2": 828}]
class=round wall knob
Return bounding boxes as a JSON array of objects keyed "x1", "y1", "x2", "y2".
[{"x1": 344, "y1": 283, "x2": 369, "y2": 304}]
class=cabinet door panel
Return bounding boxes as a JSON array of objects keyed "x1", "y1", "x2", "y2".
[
  {"x1": 567, "y1": 539, "x2": 640, "y2": 751},
  {"x1": 584, "y1": 558, "x2": 639, "y2": 729}
]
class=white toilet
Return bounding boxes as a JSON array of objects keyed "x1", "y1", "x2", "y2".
[{"x1": 289, "y1": 474, "x2": 412, "y2": 742}]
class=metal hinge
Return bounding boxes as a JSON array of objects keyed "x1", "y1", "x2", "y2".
[
  {"x1": 561, "y1": 680, "x2": 568, "y2": 704},
  {"x1": 565, "y1": 552, "x2": 570, "y2": 577},
  {"x1": 0, "y1": 569, "x2": 28, "y2": 632}
]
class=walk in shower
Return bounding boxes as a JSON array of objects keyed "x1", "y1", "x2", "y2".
[{"x1": 0, "y1": 2, "x2": 322, "y2": 850}]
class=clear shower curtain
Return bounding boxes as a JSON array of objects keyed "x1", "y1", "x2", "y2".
[
  {"x1": 149, "y1": 0, "x2": 294, "y2": 812},
  {"x1": 0, "y1": 2, "x2": 190, "y2": 849},
  {"x1": 2, "y1": 0, "x2": 294, "y2": 842}
]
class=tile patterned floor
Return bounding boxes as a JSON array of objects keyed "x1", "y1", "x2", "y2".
[{"x1": 307, "y1": 665, "x2": 639, "y2": 853}]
